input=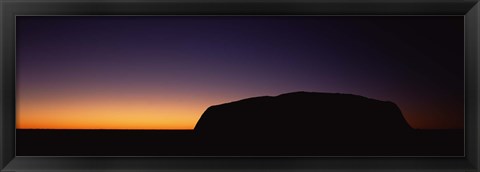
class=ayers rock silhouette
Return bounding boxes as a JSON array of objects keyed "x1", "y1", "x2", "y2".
[
  {"x1": 194, "y1": 91, "x2": 415, "y2": 145},
  {"x1": 14, "y1": 91, "x2": 463, "y2": 156}
]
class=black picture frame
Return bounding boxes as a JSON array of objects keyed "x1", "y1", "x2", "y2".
[{"x1": 1, "y1": 0, "x2": 479, "y2": 171}]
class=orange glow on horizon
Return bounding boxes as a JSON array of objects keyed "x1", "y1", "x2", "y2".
[
  {"x1": 16, "y1": 89, "x2": 242, "y2": 130},
  {"x1": 17, "y1": 87, "x2": 464, "y2": 130}
]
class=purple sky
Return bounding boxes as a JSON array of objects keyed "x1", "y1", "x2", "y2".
[{"x1": 16, "y1": 16, "x2": 464, "y2": 129}]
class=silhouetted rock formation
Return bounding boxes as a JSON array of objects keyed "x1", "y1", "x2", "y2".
[
  {"x1": 15, "y1": 92, "x2": 464, "y2": 156},
  {"x1": 194, "y1": 91, "x2": 414, "y2": 144}
]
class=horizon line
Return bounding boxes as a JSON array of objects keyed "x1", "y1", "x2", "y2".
[{"x1": 16, "y1": 128, "x2": 195, "y2": 130}]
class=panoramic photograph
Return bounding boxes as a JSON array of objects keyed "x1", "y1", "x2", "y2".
[{"x1": 15, "y1": 16, "x2": 464, "y2": 156}]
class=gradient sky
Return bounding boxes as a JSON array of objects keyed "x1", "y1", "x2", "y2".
[{"x1": 16, "y1": 16, "x2": 464, "y2": 130}]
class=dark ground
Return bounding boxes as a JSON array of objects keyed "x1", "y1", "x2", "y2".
[{"x1": 16, "y1": 129, "x2": 463, "y2": 156}]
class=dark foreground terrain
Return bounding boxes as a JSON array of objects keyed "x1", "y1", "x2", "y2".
[
  {"x1": 17, "y1": 92, "x2": 464, "y2": 156},
  {"x1": 16, "y1": 129, "x2": 463, "y2": 156}
]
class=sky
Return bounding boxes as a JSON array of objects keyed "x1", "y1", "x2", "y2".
[{"x1": 16, "y1": 16, "x2": 464, "y2": 130}]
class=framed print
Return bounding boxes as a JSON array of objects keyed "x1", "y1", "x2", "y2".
[{"x1": 1, "y1": 0, "x2": 479, "y2": 171}]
